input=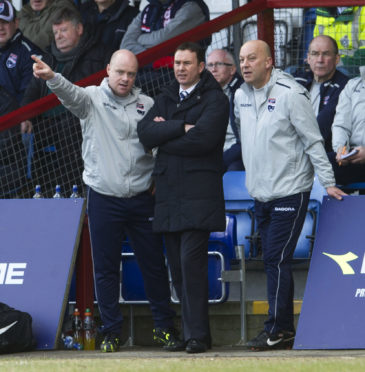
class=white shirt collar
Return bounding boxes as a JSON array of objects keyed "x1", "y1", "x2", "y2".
[{"x1": 179, "y1": 81, "x2": 199, "y2": 95}]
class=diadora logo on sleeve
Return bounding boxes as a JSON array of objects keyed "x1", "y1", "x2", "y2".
[
  {"x1": 0, "y1": 263, "x2": 27, "y2": 285},
  {"x1": 240, "y1": 103, "x2": 252, "y2": 107},
  {"x1": 322, "y1": 251, "x2": 365, "y2": 298}
]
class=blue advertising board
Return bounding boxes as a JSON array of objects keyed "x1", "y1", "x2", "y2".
[
  {"x1": 0, "y1": 198, "x2": 85, "y2": 350},
  {"x1": 294, "y1": 196, "x2": 365, "y2": 349}
]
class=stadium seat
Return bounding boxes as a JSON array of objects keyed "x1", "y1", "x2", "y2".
[
  {"x1": 207, "y1": 214, "x2": 237, "y2": 303},
  {"x1": 223, "y1": 171, "x2": 256, "y2": 258},
  {"x1": 120, "y1": 239, "x2": 148, "y2": 303},
  {"x1": 169, "y1": 214, "x2": 238, "y2": 304},
  {"x1": 294, "y1": 176, "x2": 327, "y2": 259}
]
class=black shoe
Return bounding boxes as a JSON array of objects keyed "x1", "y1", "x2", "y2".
[
  {"x1": 164, "y1": 338, "x2": 187, "y2": 352},
  {"x1": 153, "y1": 327, "x2": 182, "y2": 348},
  {"x1": 246, "y1": 330, "x2": 295, "y2": 351},
  {"x1": 153, "y1": 327, "x2": 186, "y2": 351},
  {"x1": 100, "y1": 333, "x2": 121, "y2": 352},
  {"x1": 185, "y1": 338, "x2": 208, "y2": 354}
]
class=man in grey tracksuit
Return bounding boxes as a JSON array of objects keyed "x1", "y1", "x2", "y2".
[
  {"x1": 235, "y1": 40, "x2": 346, "y2": 351},
  {"x1": 31, "y1": 50, "x2": 176, "y2": 352}
]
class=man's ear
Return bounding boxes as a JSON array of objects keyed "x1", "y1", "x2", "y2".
[
  {"x1": 77, "y1": 22, "x2": 83, "y2": 36},
  {"x1": 198, "y1": 61, "x2": 205, "y2": 74}
]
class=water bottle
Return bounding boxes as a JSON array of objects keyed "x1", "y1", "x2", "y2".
[
  {"x1": 32, "y1": 185, "x2": 43, "y2": 199},
  {"x1": 53, "y1": 184, "x2": 62, "y2": 199},
  {"x1": 72, "y1": 308, "x2": 83, "y2": 349},
  {"x1": 70, "y1": 185, "x2": 80, "y2": 198},
  {"x1": 83, "y1": 308, "x2": 95, "y2": 350}
]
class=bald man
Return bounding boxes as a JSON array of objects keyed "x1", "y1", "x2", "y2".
[
  {"x1": 235, "y1": 40, "x2": 346, "y2": 351},
  {"x1": 32, "y1": 50, "x2": 177, "y2": 352}
]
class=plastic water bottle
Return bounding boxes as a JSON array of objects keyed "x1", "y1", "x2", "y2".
[
  {"x1": 32, "y1": 185, "x2": 43, "y2": 199},
  {"x1": 53, "y1": 184, "x2": 62, "y2": 199},
  {"x1": 83, "y1": 308, "x2": 95, "y2": 350},
  {"x1": 72, "y1": 308, "x2": 83, "y2": 349},
  {"x1": 70, "y1": 185, "x2": 80, "y2": 198}
]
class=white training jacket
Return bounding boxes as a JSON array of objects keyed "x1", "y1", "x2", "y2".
[
  {"x1": 332, "y1": 66, "x2": 365, "y2": 152},
  {"x1": 234, "y1": 68, "x2": 336, "y2": 202},
  {"x1": 47, "y1": 73, "x2": 154, "y2": 198}
]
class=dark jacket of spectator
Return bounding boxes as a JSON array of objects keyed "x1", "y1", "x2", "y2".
[
  {"x1": 18, "y1": 0, "x2": 77, "y2": 51},
  {"x1": 137, "y1": 70, "x2": 229, "y2": 233},
  {"x1": 0, "y1": 30, "x2": 43, "y2": 104},
  {"x1": 22, "y1": 30, "x2": 109, "y2": 104},
  {"x1": 80, "y1": 0, "x2": 138, "y2": 53},
  {"x1": 0, "y1": 86, "x2": 27, "y2": 198},
  {"x1": 294, "y1": 69, "x2": 349, "y2": 152}
]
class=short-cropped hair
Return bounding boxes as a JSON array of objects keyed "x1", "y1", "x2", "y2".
[{"x1": 175, "y1": 42, "x2": 205, "y2": 64}]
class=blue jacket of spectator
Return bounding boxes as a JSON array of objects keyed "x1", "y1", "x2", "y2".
[
  {"x1": 294, "y1": 68, "x2": 349, "y2": 152},
  {"x1": 0, "y1": 29, "x2": 43, "y2": 104}
]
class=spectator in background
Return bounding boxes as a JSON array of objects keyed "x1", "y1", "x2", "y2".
[
  {"x1": 31, "y1": 49, "x2": 177, "y2": 352},
  {"x1": 330, "y1": 66, "x2": 365, "y2": 185},
  {"x1": 294, "y1": 35, "x2": 349, "y2": 152},
  {"x1": 138, "y1": 42, "x2": 229, "y2": 354},
  {"x1": 0, "y1": 85, "x2": 27, "y2": 198},
  {"x1": 0, "y1": 0, "x2": 43, "y2": 104},
  {"x1": 207, "y1": 49, "x2": 244, "y2": 171},
  {"x1": 18, "y1": 0, "x2": 77, "y2": 51},
  {"x1": 313, "y1": 6, "x2": 365, "y2": 76},
  {"x1": 21, "y1": 7, "x2": 109, "y2": 196},
  {"x1": 0, "y1": 0, "x2": 43, "y2": 198},
  {"x1": 121, "y1": 0, "x2": 210, "y2": 97},
  {"x1": 80, "y1": 0, "x2": 138, "y2": 54},
  {"x1": 236, "y1": 40, "x2": 345, "y2": 351}
]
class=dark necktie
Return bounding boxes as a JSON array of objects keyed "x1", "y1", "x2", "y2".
[{"x1": 179, "y1": 90, "x2": 189, "y2": 101}]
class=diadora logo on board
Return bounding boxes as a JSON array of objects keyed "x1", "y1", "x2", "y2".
[
  {"x1": 322, "y1": 252, "x2": 365, "y2": 298},
  {"x1": 0, "y1": 263, "x2": 27, "y2": 285}
]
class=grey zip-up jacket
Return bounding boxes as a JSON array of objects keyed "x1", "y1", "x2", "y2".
[
  {"x1": 332, "y1": 66, "x2": 365, "y2": 152},
  {"x1": 234, "y1": 68, "x2": 335, "y2": 202},
  {"x1": 47, "y1": 73, "x2": 154, "y2": 197}
]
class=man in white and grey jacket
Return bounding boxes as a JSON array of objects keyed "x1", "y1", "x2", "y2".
[
  {"x1": 330, "y1": 66, "x2": 365, "y2": 185},
  {"x1": 235, "y1": 40, "x2": 345, "y2": 351},
  {"x1": 32, "y1": 50, "x2": 177, "y2": 352}
]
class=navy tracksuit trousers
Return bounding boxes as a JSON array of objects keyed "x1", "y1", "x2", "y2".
[
  {"x1": 255, "y1": 192, "x2": 309, "y2": 335},
  {"x1": 87, "y1": 188, "x2": 175, "y2": 335}
]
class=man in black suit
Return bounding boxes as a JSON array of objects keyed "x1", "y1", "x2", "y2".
[{"x1": 138, "y1": 42, "x2": 229, "y2": 353}]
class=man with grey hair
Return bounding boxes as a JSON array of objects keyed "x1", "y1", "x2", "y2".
[
  {"x1": 207, "y1": 49, "x2": 244, "y2": 171},
  {"x1": 21, "y1": 7, "x2": 110, "y2": 196},
  {"x1": 294, "y1": 35, "x2": 349, "y2": 152}
]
